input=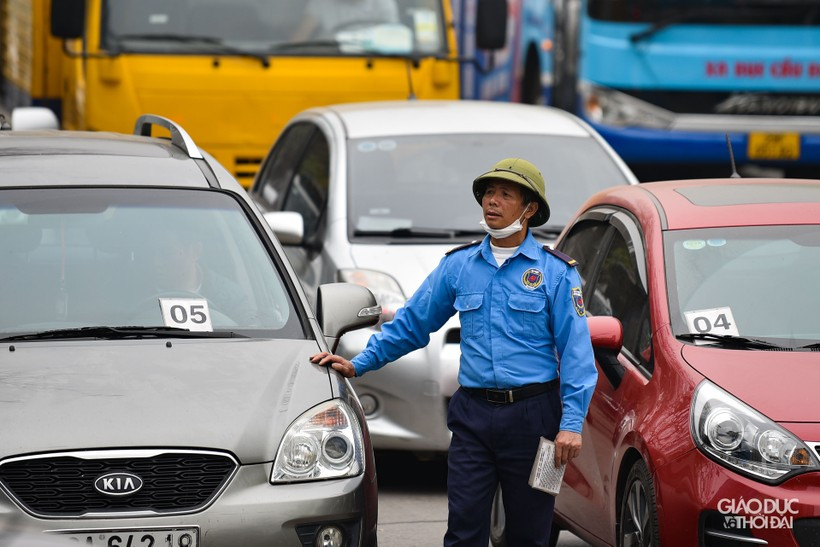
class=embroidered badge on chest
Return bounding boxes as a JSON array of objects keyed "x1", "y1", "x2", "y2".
[
  {"x1": 572, "y1": 287, "x2": 586, "y2": 316},
  {"x1": 522, "y1": 268, "x2": 543, "y2": 289}
]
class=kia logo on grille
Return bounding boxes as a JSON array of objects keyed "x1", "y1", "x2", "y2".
[{"x1": 94, "y1": 472, "x2": 144, "y2": 496}]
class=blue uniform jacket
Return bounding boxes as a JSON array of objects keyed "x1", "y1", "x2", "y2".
[{"x1": 351, "y1": 232, "x2": 598, "y2": 433}]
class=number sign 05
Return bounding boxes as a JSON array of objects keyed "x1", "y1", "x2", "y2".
[{"x1": 159, "y1": 298, "x2": 213, "y2": 331}]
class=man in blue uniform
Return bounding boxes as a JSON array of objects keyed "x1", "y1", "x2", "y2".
[{"x1": 311, "y1": 158, "x2": 597, "y2": 546}]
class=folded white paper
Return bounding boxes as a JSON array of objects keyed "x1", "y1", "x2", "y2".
[{"x1": 528, "y1": 437, "x2": 566, "y2": 495}]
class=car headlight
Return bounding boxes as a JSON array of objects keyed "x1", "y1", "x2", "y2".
[
  {"x1": 691, "y1": 381, "x2": 818, "y2": 483},
  {"x1": 337, "y1": 269, "x2": 406, "y2": 328},
  {"x1": 580, "y1": 82, "x2": 674, "y2": 129},
  {"x1": 271, "y1": 399, "x2": 364, "y2": 483}
]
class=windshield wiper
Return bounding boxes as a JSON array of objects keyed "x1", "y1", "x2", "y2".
[
  {"x1": 676, "y1": 332, "x2": 785, "y2": 350},
  {"x1": 1, "y1": 326, "x2": 247, "y2": 342},
  {"x1": 110, "y1": 34, "x2": 270, "y2": 67},
  {"x1": 267, "y1": 40, "x2": 418, "y2": 59},
  {"x1": 268, "y1": 40, "x2": 345, "y2": 52},
  {"x1": 355, "y1": 227, "x2": 470, "y2": 238},
  {"x1": 629, "y1": 7, "x2": 733, "y2": 43},
  {"x1": 795, "y1": 342, "x2": 820, "y2": 350},
  {"x1": 531, "y1": 225, "x2": 565, "y2": 239}
]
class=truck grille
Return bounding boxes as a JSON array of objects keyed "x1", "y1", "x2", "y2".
[
  {"x1": 620, "y1": 89, "x2": 820, "y2": 117},
  {"x1": 0, "y1": 450, "x2": 237, "y2": 518}
]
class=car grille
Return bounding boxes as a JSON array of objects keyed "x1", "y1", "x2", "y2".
[{"x1": 0, "y1": 450, "x2": 237, "y2": 518}]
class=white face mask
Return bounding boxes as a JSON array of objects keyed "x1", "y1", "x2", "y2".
[{"x1": 479, "y1": 207, "x2": 529, "y2": 239}]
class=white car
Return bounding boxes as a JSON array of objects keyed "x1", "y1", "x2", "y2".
[{"x1": 250, "y1": 100, "x2": 638, "y2": 454}]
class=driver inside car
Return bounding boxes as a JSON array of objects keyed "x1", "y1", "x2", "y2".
[
  {"x1": 289, "y1": 0, "x2": 399, "y2": 41},
  {"x1": 138, "y1": 230, "x2": 250, "y2": 327}
]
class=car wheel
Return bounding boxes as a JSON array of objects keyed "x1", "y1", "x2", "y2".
[
  {"x1": 490, "y1": 486, "x2": 507, "y2": 547},
  {"x1": 619, "y1": 460, "x2": 659, "y2": 547}
]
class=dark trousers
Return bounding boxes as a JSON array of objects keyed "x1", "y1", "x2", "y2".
[{"x1": 444, "y1": 386, "x2": 562, "y2": 547}]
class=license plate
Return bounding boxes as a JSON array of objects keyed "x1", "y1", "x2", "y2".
[
  {"x1": 747, "y1": 132, "x2": 800, "y2": 160},
  {"x1": 51, "y1": 527, "x2": 198, "y2": 546}
]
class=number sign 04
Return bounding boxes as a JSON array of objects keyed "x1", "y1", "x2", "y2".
[{"x1": 684, "y1": 307, "x2": 739, "y2": 336}]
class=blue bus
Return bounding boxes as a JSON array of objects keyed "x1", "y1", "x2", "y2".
[
  {"x1": 554, "y1": 0, "x2": 820, "y2": 179},
  {"x1": 453, "y1": 0, "x2": 555, "y2": 104}
]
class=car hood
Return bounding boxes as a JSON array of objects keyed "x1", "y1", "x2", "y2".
[
  {"x1": 0, "y1": 338, "x2": 328, "y2": 463},
  {"x1": 681, "y1": 344, "x2": 820, "y2": 422},
  {"x1": 350, "y1": 243, "x2": 460, "y2": 294}
]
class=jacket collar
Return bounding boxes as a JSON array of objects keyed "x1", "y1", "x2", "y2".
[{"x1": 476, "y1": 231, "x2": 540, "y2": 265}]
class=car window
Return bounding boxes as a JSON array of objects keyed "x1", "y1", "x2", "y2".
[
  {"x1": 254, "y1": 122, "x2": 314, "y2": 210},
  {"x1": 587, "y1": 227, "x2": 652, "y2": 372},
  {"x1": 558, "y1": 220, "x2": 612, "y2": 287},
  {"x1": 282, "y1": 130, "x2": 330, "y2": 240},
  {"x1": 0, "y1": 188, "x2": 306, "y2": 339}
]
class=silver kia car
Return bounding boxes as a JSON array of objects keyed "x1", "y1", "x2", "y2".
[
  {"x1": 0, "y1": 114, "x2": 379, "y2": 546},
  {"x1": 250, "y1": 100, "x2": 638, "y2": 454}
]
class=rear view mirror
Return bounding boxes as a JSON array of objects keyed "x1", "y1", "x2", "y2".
[
  {"x1": 317, "y1": 283, "x2": 381, "y2": 353},
  {"x1": 476, "y1": 0, "x2": 508, "y2": 50},
  {"x1": 51, "y1": 0, "x2": 85, "y2": 39}
]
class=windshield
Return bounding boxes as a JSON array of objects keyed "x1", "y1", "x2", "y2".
[
  {"x1": 665, "y1": 225, "x2": 820, "y2": 348},
  {"x1": 348, "y1": 134, "x2": 630, "y2": 239},
  {"x1": 0, "y1": 188, "x2": 305, "y2": 338},
  {"x1": 588, "y1": 0, "x2": 820, "y2": 25},
  {"x1": 101, "y1": 0, "x2": 447, "y2": 56}
]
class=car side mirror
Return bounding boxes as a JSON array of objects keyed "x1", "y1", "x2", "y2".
[
  {"x1": 588, "y1": 315, "x2": 626, "y2": 388},
  {"x1": 476, "y1": 0, "x2": 508, "y2": 50},
  {"x1": 316, "y1": 283, "x2": 381, "y2": 354},
  {"x1": 263, "y1": 211, "x2": 304, "y2": 245}
]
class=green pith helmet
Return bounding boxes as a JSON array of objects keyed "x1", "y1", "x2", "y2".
[{"x1": 472, "y1": 157, "x2": 550, "y2": 227}]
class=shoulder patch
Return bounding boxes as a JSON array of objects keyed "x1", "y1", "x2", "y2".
[
  {"x1": 543, "y1": 245, "x2": 579, "y2": 267},
  {"x1": 446, "y1": 240, "x2": 480, "y2": 256}
]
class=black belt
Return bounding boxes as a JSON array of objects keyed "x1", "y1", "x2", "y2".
[{"x1": 462, "y1": 379, "x2": 559, "y2": 404}]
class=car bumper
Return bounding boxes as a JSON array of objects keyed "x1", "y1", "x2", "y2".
[
  {"x1": 656, "y1": 448, "x2": 820, "y2": 547},
  {"x1": 339, "y1": 326, "x2": 460, "y2": 453},
  {"x1": 590, "y1": 121, "x2": 820, "y2": 167},
  {"x1": 1, "y1": 464, "x2": 373, "y2": 547}
]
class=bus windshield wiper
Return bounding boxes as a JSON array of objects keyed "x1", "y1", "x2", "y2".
[
  {"x1": 676, "y1": 332, "x2": 785, "y2": 350},
  {"x1": 1, "y1": 326, "x2": 247, "y2": 342},
  {"x1": 629, "y1": 7, "x2": 732, "y2": 43},
  {"x1": 110, "y1": 34, "x2": 270, "y2": 66}
]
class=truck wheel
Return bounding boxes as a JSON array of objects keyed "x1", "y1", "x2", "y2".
[{"x1": 619, "y1": 460, "x2": 659, "y2": 547}]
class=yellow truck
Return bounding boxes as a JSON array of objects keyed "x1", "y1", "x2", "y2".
[{"x1": 2, "y1": 0, "x2": 506, "y2": 185}]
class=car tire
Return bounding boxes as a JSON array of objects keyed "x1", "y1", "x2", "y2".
[{"x1": 619, "y1": 459, "x2": 660, "y2": 547}]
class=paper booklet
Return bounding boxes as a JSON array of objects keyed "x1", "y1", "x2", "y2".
[{"x1": 528, "y1": 437, "x2": 566, "y2": 496}]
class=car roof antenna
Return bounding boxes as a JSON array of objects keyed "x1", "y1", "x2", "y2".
[{"x1": 725, "y1": 133, "x2": 741, "y2": 178}]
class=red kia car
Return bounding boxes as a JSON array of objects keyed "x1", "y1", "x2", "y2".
[{"x1": 550, "y1": 179, "x2": 820, "y2": 546}]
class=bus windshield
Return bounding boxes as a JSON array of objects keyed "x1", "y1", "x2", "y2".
[
  {"x1": 588, "y1": 0, "x2": 820, "y2": 26},
  {"x1": 102, "y1": 0, "x2": 448, "y2": 56}
]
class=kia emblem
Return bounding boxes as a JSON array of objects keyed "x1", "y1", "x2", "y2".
[{"x1": 94, "y1": 472, "x2": 144, "y2": 496}]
